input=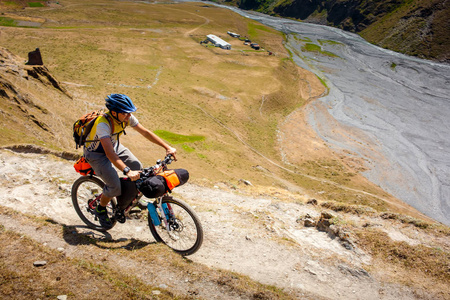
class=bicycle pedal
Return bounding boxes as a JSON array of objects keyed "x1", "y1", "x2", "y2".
[{"x1": 115, "y1": 211, "x2": 126, "y2": 223}]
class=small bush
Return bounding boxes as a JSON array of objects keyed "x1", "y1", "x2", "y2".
[
  {"x1": 321, "y1": 201, "x2": 376, "y2": 216},
  {"x1": 153, "y1": 130, "x2": 205, "y2": 144},
  {"x1": 0, "y1": 17, "x2": 17, "y2": 27},
  {"x1": 355, "y1": 229, "x2": 450, "y2": 283},
  {"x1": 28, "y1": 2, "x2": 45, "y2": 7},
  {"x1": 380, "y1": 212, "x2": 431, "y2": 229}
]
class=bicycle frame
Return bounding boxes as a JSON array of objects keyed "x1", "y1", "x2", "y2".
[
  {"x1": 80, "y1": 155, "x2": 177, "y2": 226},
  {"x1": 89, "y1": 193, "x2": 102, "y2": 210},
  {"x1": 80, "y1": 174, "x2": 143, "y2": 224},
  {"x1": 72, "y1": 154, "x2": 203, "y2": 255}
]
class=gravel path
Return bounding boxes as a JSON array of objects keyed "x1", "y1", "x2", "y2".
[{"x1": 0, "y1": 149, "x2": 424, "y2": 299}]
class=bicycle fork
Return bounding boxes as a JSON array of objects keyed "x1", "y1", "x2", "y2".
[{"x1": 148, "y1": 196, "x2": 174, "y2": 231}]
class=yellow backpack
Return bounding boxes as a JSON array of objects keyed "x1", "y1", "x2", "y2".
[{"x1": 72, "y1": 110, "x2": 113, "y2": 149}]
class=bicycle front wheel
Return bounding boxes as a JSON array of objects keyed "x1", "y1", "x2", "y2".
[
  {"x1": 148, "y1": 197, "x2": 203, "y2": 256},
  {"x1": 71, "y1": 176, "x2": 117, "y2": 232}
]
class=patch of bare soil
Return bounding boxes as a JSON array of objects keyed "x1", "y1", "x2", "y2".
[
  {"x1": 278, "y1": 65, "x2": 330, "y2": 164},
  {"x1": 1, "y1": 148, "x2": 443, "y2": 299}
]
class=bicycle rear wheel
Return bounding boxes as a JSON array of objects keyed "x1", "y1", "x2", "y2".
[
  {"x1": 148, "y1": 197, "x2": 203, "y2": 256},
  {"x1": 71, "y1": 176, "x2": 117, "y2": 231}
]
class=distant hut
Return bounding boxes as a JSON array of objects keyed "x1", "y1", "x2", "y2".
[
  {"x1": 206, "y1": 34, "x2": 231, "y2": 50},
  {"x1": 227, "y1": 31, "x2": 240, "y2": 38}
]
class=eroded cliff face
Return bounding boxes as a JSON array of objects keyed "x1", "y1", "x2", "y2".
[
  {"x1": 272, "y1": 0, "x2": 404, "y2": 31},
  {"x1": 360, "y1": 0, "x2": 449, "y2": 62},
  {"x1": 236, "y1": 0, "x2": 449, "y2": 61},
  {"x1": 0, "y1": 47, "x2": 74, "y2": 149}
]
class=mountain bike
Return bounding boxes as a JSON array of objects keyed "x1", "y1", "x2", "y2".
[{"x1": 71, "y1": 155, "x2": 203, "y2": 256}]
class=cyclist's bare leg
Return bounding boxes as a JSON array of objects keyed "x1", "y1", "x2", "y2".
[{"x1": 100, "y1": 194, "x2": 112, "y2": 207}]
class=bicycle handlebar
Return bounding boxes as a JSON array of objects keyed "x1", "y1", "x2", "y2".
[{"x1": 139, "y1": 154, "x2": 174, "y2": 179}]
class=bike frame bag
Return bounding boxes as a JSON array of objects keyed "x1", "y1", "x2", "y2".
[{"x1": 116, "y1": 178, "x2": 139, "y2": 210}]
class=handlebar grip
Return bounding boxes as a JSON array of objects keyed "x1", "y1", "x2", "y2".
[{"x1": 164, "y1": 154, "x2": 174, "y2": 164}]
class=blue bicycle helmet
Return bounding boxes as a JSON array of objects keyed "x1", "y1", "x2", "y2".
[{"x1": 105, "y1": 94, "x2": 137, "y2": 113}]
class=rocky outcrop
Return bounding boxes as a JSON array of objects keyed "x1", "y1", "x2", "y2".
[
  {"x1": 298, "y1": 210, "x2": 357, "y2": 251},
  {"x1": 26, "y1": 66, "x2": 69, "y2": 95},
  {"x1": 0, "y1": 73, "x2": 52, "y2": 132},
  {"x1": 0, "y1": 47, "x2": 70, "y2": 97}
]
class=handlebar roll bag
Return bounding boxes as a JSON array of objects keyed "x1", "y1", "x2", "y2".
[
  {"x1": 158, "y1": 169, "x2": 189, "y2": 191},
  {"x1": 138, "y1": 169, "x2": 189, "y2": 198}
]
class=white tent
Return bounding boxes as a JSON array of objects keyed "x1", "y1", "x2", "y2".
[{"x1": 207, "y1": 34, "x2": 231, "y2": 50}]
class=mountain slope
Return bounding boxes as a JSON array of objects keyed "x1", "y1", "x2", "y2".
[{"x1": 232, "y1": 0, "x2": 449, "y2": 61}]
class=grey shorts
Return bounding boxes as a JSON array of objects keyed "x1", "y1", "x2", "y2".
[{"x1": 84, "y1": 144, "x2": 142, "y2": 198}]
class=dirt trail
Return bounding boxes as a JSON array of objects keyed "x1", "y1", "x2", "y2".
[{"x1": 0, "y1": 149, "x2": 423, "y2": 299}]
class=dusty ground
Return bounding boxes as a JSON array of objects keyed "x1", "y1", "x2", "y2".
[{"x1": 1, "y1": 148, "x2": 445, "y2": 299}]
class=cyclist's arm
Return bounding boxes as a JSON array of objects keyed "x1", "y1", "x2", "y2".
[
  {"x1": 100, "y1": 137, "x2": 140, "y2": 180},
  {"x1": 132, "y1": 123, "x2": 177, "y2": 159}
]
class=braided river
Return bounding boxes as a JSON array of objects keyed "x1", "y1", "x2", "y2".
[{"x1": 208, "y1": 3, "x2": 450, "y2": 225}]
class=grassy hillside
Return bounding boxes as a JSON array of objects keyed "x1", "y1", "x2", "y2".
[
  {"x1": 0, "y1": 0, "x2": 290, "y2": 181},
  {"x1": 359, "y1": 0, "x2": 449, "y2": 61}
]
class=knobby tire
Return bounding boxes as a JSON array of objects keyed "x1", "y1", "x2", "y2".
[
  {"x1": 148, "y1": 197, "x2": 203, "y2": 256},
  {"x1": 71, "y1": 176, "x2": 117, "y2": 232}
]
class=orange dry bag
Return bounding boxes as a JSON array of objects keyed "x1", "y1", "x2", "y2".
[
  {"x1": 74, "y1": 157, "x2": 95, "y2": 176},
  {"x1": 158, "y1": 169, "x2": 189, "y2": 191}
]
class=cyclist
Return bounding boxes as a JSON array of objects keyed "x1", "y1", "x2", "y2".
[{"x1": 84, "y1": 93, "x2": 177, "y2": 229}]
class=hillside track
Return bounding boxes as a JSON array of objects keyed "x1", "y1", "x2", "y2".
[{"x1": 0, "y1": 148, "x2": 433, "y2": 299}]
